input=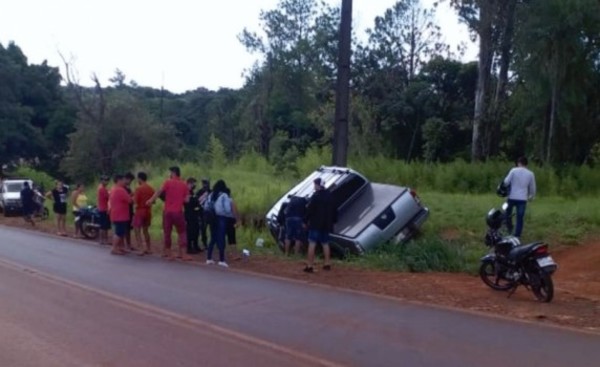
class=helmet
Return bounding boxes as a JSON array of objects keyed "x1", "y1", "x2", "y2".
[
  {"x1": 496, "y1": 181, "x2": 510, "y2": 197},
  {"x1": 486, "y1": 208, "x2": 504, "y2": 230}
]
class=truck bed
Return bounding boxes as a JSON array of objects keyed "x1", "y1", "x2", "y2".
[{"x1": 334, "y1": 183, "x2": 406, "y2": 239}]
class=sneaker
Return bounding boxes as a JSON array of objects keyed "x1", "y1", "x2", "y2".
[
  {"x1": 218, "y1": 261, "x2": 229, "y2": 268},
  {"x1": 206, "y1": 260, "x2": 215, "y2": 265},
  {"x1": 303, "y1": 266, "x2": 314, "y2": 273}
]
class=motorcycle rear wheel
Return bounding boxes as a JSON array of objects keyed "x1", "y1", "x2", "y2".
[
  {"x1": 479, "y1": 260, "x2": 513, "y2": 291},
  {"x1": 81, "y1": 221, "x2": 99, "y2": 240},
  {"x1": 531, "y1": 271, "x2": 554, "y2": 303}
]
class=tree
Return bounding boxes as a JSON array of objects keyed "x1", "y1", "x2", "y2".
[
  {"x1": 355, "y1": 0, "x2": 449, "y2": 159},
  {"x1": 61, "y1": 91, "x2": 176, "y2": 181},
  {"x1": 512, "y1": 0, "x2": 600, "y2": 163},
  {"x1": 0, "y1": 42, "x2": 74, "y2": 175}
]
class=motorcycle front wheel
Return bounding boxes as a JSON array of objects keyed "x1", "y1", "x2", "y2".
[
  {"x1": 81, "y1": 220, "x2": 99, "y2": 240},
  {"x1": 479, "y1": 260, "x2": 513, "y2": 291},
  {"x1": 531, "y1": 271, "x2": 554, "y2": 303}
]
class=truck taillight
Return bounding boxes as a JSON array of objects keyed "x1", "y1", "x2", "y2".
[{"x1": 410, "y1": 189, "x2": 421, "y2": 204}]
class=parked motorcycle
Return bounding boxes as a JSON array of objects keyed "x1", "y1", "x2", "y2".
[
  {"x1": 75, "y1": 206, "x2": 101, "y2": 240},
  {"x1": 479, "y1": 203, "x2": 558, "y2": 302}
]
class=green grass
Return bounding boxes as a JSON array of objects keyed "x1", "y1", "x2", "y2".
[{"x1": 17, "y1": 156, "x2": 600, "y2": 274}]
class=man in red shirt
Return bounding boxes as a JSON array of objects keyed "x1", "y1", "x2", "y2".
[
  {"x1": 97, "y1": 175, "x2": 111, "y2": 245},
  {"x1": 133, "y1": 172, "x2": 155, "y2": 255},
  {"x1": 109, "y1": 174, "x2": 132, "y2": 255},
  {"x1": 147, "y1": 166, "x2": 191, "y2": 261}
]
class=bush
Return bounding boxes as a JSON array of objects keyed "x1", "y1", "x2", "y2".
[
  {"x1": 12, "y1": 166, "x2": 56, "y2": 192},
  {"x1": 357, "y1": 237, "x2": 477, "y2": 273}
]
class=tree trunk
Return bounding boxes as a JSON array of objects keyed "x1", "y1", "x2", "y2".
[
  {"x1": 488, "y1": 0, "x2": 516, "y2": 158},
  {"x1": 406, "y1": 122, "x2": 419, "y2": 163},
  {"x1": 547, "y1": 81, "x2": 558, "y2": 163},
  {"x1": 472, "y1": 0, "x2": 494, "y2": 162},
  {"x1": 332, "y1": 0, "x2": 352, "y2": 166}
]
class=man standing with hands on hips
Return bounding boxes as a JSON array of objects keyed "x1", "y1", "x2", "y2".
[{"x1": 503, "y1": 156, "x2": 537, "y2": 238}]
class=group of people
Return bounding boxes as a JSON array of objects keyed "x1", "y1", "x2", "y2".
[
  {"x1": 278, "y1": 177, "x2": 337, "y2": 273},
  {"x1": 45, "y1": 166, "x2": 239, "y2": 267}
]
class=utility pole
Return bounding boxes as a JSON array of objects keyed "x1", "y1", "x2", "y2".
[{"x1": 332, "y1": 0, "x2": 352, "y2": 167}]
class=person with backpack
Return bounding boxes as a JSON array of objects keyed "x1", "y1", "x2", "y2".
[
  {"x1": 204, "y1": 179, "x2": 232, "y2": 267},
  {"x1": 223, "y1": 187, "x2": 240, "y2": 259}
]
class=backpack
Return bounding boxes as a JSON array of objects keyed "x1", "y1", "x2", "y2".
[{"x1": 203, "y1": 192, "x2": 220, "y2": 225}]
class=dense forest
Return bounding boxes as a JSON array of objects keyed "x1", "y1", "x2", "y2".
[{"x1": 1, "y1": 0, "x2": 599, "y2": 182}]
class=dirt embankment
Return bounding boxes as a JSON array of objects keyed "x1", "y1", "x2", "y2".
[{"x1": 2, "y1": 215, "x2": 599, "y2": 332}]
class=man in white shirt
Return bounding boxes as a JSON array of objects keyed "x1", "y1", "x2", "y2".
[{"x1": 503, "y1": 156, "x2": 537, "y2": 238}]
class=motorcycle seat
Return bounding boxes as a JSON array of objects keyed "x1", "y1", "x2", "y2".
[{"x1": 508, "y1": 242, "x2": 544, "y2": 261}]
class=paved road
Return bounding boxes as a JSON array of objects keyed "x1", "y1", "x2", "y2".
[{"x1": 0, "y1": 226, "x2": 598, "y2": 367}]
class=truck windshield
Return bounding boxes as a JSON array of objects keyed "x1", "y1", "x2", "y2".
[{"x1": 5, "y1": 183, "x2": 24, "y2": 193}]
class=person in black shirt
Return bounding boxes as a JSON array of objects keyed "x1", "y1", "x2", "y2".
[
  {"x1": 304, "y1": 178, "x2": 336, "y2": 272},
  {"x1": 46, "y1": 180, "x2": 69, "y2": 236},
  {"x1": 197, "y1": 179, "x2": 211, "y2": 250},
  {"x1": 284, "y1": 195, "x2": 307, "y2": 256},
  {"x1": 20, "y1": 181, "x2": 35, "y2": 226},
  {"x1": 184, "y1": 178, "x2": 202, "y2": 254}
]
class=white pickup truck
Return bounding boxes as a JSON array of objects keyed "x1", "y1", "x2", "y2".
[
  {"x1": 266, "y1": 166, "x2": 429, "y2": 256},
  {"x1": 0, "y1": 179, "x2": 34, "y2": 217}
]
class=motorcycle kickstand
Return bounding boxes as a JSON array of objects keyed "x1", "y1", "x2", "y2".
[{"x1": 507, "y1": 284, "x2": 519, "y2": 298}]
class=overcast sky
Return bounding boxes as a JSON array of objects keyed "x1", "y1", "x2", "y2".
[{"x1": 0, "y1": 0, "x2": 476, "y2": 93}]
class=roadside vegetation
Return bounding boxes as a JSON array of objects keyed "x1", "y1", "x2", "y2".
[{"x1": 11, "y1": 147, "x2": 600, "y2": 274}]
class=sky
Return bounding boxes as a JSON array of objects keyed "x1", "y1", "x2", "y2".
[{"x1": 0, "y1": 0, "x2": 476, "y2": 93}]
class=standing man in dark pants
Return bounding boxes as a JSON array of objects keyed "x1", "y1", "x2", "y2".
[
  {"x1": 197, "y1": 179, "x2": 211, "y2": 250},
  {"x1": 304, "y1": 178, "x2": 336, "y2": 273},
  {"x1": 20, "y1": 181, "x2": 35, "y2": 226},
  {"x1": 284, "y1": 195, "x2": 307, "y2": 256},
  {"x1": 184, "y1": 178, "x2": 202, "y2": 254},
  {"x1": 504, "y1": 156, "x2": 537, "y2": 238}
]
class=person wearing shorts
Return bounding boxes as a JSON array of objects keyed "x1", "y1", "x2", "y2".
[
  {"x1": 146, "y1": 166, "x2": 191, "y2": 261},
  {"x1": 284, "y1": 195, "x2": 307, "y2": 256},
  {"x1": 304, "y1": 178, "x2": 336, "y2": 273},
  {"x1": 97, "y1": 176, "x2": 111, "y2": 245},
  {"x1": 109, "y1": 174, "x2": 132, "y2": 255},
  {"x1": 47, "y1": 180, "x2": 68, "y2": 236},
  {"x1": 133, "y1": 172, "x2": 155, "y2": 255}
]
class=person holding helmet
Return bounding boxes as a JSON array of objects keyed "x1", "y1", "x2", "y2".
[{"x1": 503, "y1": 156, "x2": 537, "y2": 238}]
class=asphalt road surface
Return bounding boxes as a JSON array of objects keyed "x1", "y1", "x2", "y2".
[{"x1": 0, "y1": 226, "x2": 598, "y2": 367}]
